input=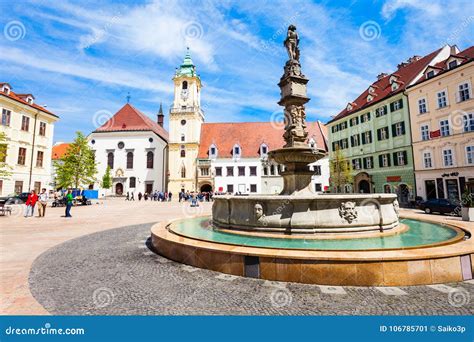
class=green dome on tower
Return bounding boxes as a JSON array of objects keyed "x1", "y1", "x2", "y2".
[{"x1": 175, "y1": 48, "x2": 199, "y2": 78}]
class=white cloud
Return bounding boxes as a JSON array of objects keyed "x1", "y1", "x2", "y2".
[{"x1": 382, "y1": 0, "x2": 442, "y2": 20}]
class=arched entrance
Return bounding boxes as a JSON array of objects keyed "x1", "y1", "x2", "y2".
[
  {"x1": 200, "y1": 183, "x2": 212, "y2": 192},
  {"x1": 398, "y1": 183, "x2": 409, "y2": 206},
  {"x1": 115, "y1": 183, "x2": 123, "y2": 195},
  {"x1": 358, "y1": 180, "x2": 370, "y2": 194}
]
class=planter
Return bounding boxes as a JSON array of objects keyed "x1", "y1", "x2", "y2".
[{"x1": 461, "y1": 207, "x2": 474, "y2": 222}]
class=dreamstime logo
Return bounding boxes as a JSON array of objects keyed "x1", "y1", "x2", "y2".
[
  {"x1": 270, "y1": 110, "x2": 287, "y2": 130},
  {"x1": 4, "y1": 20, "x2": 26, "y2": 41},
  {"x1": 358, "y1": 197, "x2": 381, "y2": 219},
  {"x1": 182, "y1": 21, "x2": 203, "y2": 40},
  {"x1": 92, "y1": 287, "x2": 114, "y2": 308},
  {"x1": 449, "y1": 109, "x2": 467, "y2": 131},
  {"x1": 269, "y1": 287, "x2": 293, "y2": 308},
  {"x1": 92, "y1": 110, "x2": 114, "y2": 129},
  {"x1": 448, "y1": 288, "x2": 470, "y2": 308},
  {"x1": 181, "y1": 201, "x2": 204, "y2": 218},
  {"x1": 359, "y1": 21, "x2": 381, "y2": 41}
]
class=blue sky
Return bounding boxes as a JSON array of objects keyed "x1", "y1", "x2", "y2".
[{"x1": 1, "y1": 0, "x2": 473, "y2": 142}]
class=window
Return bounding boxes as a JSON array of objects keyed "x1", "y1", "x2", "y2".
[
  {"x1": 107, "y1": 152, "x2": 114, "y2": 169},
  {"x1": 182, "y1": 81, "x2": 188, "y2": 90},
  {"x1": 250, "y1": 166, "x2": 257, "y2": 176},
  {"x1": 117, "y1": 141, "x2": 124, "y2": 149},
  {"x1": 233, "y1": 145, "x2": 241, "y2": 158},
  {"x1": 14, "y1": 181, "x2": 23, "y2": 194},
  {"x1": 340, "y1": 138, "x2": 348, "y2": 149},
  {"x1": 437, "y1": 90, "x2": 447, "y2": 108},
  {"x1": 260, "y1": 144, "x2": 268, "y2": 155},
  {"x1": 390, "y1": 99, "x2": 403, "y2": 112},
  {"x1": 226, "y1": 166, "x2": 234, "y2": 176},
  {"x1": 180, "y1": 145, "x2": 186, "y2": 158},
  {"x1": 350, "y1": 117, "x2": 359, "y2": 126},
  {"x1": 350, "y1": 134, "x2": 360, "y2": 147},
  {"x1": 1, "y1": 109, "x2": 11, "y2": 126},
  {"x1": 418, "y1": 98, "x2": 427, "y2": 114},
  {"x1": 379, "y1": 154, "x2": 390, "y2": 167},
  {"x1": 360, "y1": 112, "x2": 370, "y2": 123},
  {"x1": 392, "y1": 122, "x2": 405, "y2": 137},
  {"x1": 423, "y1": 152, "x2": 432, "y2": 168},
  {"x1": 250, "y1": 184, "x2": 257, "y2": 193},
  {"x1": 448, "y1": 60, "x2": 457, "y2": 69},
  {"x1": 314, "y1": 183, "x2": 322, "y2": 192},
  {"x1": 263, "y1": 167, "x2": 268, "y2": 176},
  {"x1": 443, "y1": 149, "x2": 453, "y2": 166},
  {"x1": 426, "y1": 70, "x2": 435, "y2": 79},
  {"x1": 215, "y1": 167, "x2": 222, "y2": 176},
  {"x1": 201, "y1": 168, "x2": 209, "y2": 176},
  {"x1": 440, "y1": 119, "x2": 450, "y2": 137},
  {"x1": 352, "y1": 158, "x2": 361, "y2": 170},
  {"x1": 238, "y1": 166, "x2": 245, "y2": 176},
  {"x1": 464, "y1": 113, "x2": 474, "y2": 132},
  {"x1": 180, "y1": 165, "x2": 186, "y2": 178},
  {"x1": 313, "y1": 165, "x2": 321, "y2": 175},
  {"x1": 21, "y1": 116, "x2": 30, "y2": 131},
  {"x1": 363, "y1": 156, "x2": 373, "y2": 169},
  {"x1": 458, "y1": 82, "x2": 470, "y2": 102},
  {"x1": 181, "y1": 134, "x2": 185, "y2": 142},
  {"x1": 393, "y1": 151, "x2": 407, "y2": 166},
  {"x1": 377, "y1": 127, "x2": 389, "y2": 141},
  {"x1": 209, "y1": 145, "x2": 217, "y2": 158},
  {"x1": 339, "y1": 121, "x2": 347, "y2": 130},
  {"x1": 361, "y1": 131, "x2": 372, "y2": 145},
  {"x1": 129, "y1": 177, "x2": 136, "y2": 188},
  {"x1": 147, "y1": 151, "x2": 154, "y2": 168},
  {"x1": 270, "y1": 165, "x2": 275, "y2": 175},
  {"x1": 181, "y1": 119, "x2": 186, "y2": 126},
  {"x1": 18, "y1": 147, "x2": 26, "y2": 165},
  {"x1": 127, "y1": 152, "x2": 134, "y2": 169},
  {"x1": 38, "y1": 122, "x2": 46, "y2": 136},
  {"x1": 36, "y1": 151, "x2": 44, "y2": 167},
  {"x1": 375, "y1": 105, "x2": 387, "y2": 117},
  {"x1": 421, "y1": 124, "x2": 430, "y2": 141},
  {"x1": 466, "y1": 146, "x2": 474, "y2": 165},
  {"x1": 227, "y1": 184, "x2": 234, "y2": 193}
]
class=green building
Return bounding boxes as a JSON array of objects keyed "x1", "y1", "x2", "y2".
[{"x1": 326, "y1": 48, "x2": 445, "y2": 206}]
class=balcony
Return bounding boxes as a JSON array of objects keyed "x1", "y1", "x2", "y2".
[
  {"x1": 198, "y1": 158, "x2": 211, "y2": 166},
  {"x1": 169, "y1": 106, "x2": 204, "y2": 115}
]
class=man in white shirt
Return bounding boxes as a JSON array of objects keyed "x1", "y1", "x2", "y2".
[{"x1": 38, "y1": 188, "x2": 48, "y2": 217}]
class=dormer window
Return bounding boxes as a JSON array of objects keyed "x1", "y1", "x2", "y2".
[
  {"x1": 260, "y1": 143, "x2": 268, "y2": 156},
  {"x1": 426, "y1": 70, "x2": 435, "y2": 79},
  {"x1": 367, "y1": 94, "x2": 373, "y2": 102},
  {"x1": 391, "y1": 82, "x2": 399, "y2": 91},
  {"x1": 389, "y1": 75, "x2": 399, "y2": 84},
  {"x1": 1, "y1": 84, "x2": 10, "y2": 95},
  {"x1": 346, "y1": 103, "x2": 353, "y2": 111},
  {"x1": 308, "y1": 138, "x2": 316, "y2": 149},
  {"x1": 209, "y1": 144, "x2": 217, "y2": 159},
  {"x1": 26, "y1": 96, "x2": 33, "y2": 104},
  {"x1": 448, "y1": 60, "x2": 458, "y2": 69},
  {"x1": 368, "y1": 85, "x2": 377, "y2": 94},
  {"x1": 233, "y1": 144, "x2": 241, "y2": 159}
]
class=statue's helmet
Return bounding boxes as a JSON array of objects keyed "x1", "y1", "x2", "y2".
[{"x1": 288, "y1": 24, "x2": 296, "y2": 31}]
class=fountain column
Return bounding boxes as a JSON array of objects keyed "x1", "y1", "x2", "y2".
[{"x1": 268, "y1": 25, "x2": 326, "y2": 195}]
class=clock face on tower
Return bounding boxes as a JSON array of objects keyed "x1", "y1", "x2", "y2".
[{"x1": 180, "y1": 89, "x2": 188, "y2": 101}]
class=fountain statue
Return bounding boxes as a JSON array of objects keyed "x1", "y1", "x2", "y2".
[{"x1": 212, "y1": 25, "x2": 399, "y2": 233}]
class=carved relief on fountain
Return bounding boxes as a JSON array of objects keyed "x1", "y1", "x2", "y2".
[{"x1": 338, "y1": 201, "x2": 358, "y2": 223}]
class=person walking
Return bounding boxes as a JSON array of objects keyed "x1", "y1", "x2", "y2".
[
  {"x1": 24, "y1": 190, "x2": 38, "y2": 217},
  {"x1": 138, "y1": 192, "x2": 142, "y2": 201},
  {"x1": 125, "y1": 192, "x2": 130, "y2": 201},
  {"x1": 130, "y1": 192, "x2": 135, "y2": 201},
  {"x1": 65, "y1": 189, "x2": 73, "y2": 218},
  {"x1": 168, "y1": 191, "x2": 172, "y2": 202},
  {"x1": 38, "y1": 188, "x2": 48, "y2": 217}
]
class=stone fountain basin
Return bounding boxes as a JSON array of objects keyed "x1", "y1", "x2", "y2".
[{"x1": 212, "y1": 193, "x2": 399, "y2": 233}]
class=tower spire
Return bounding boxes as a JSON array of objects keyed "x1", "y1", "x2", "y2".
[{"x1": 157, "y1": 101, "x2": 164, "y2": 127}]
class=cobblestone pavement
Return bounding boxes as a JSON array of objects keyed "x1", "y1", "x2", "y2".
[{"x1": 29, "y1": 223, "x2": 474, "y2": 315}]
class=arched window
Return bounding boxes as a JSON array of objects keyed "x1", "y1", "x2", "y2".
[
  {"x1": 129, "y1": 177, "x2": 136, "y2": 188},
  {"x1": 180, "y1": 145, "x2": 186, "y2": 158},
  {"x1": 182, "y1": 81, "x2": 188, "y2": 90},
  {"x1": 181, "y1": 134, "x2": 185, "y2": 142},
  {"x1": 233, "y1": 144, "x2": 241, "y2": 160},
  {"x1": 209, "y1": 144, "x2": 217, "y2": 159},
  {"x1": 147, "y1": 151, "x2": 154, "y2": 169},
  {"x1": 126, "y1": 152, "x2": 134, "y2": 169},
  {"x1": 270, "y1": 164, "x2": 275, "y2": 175},
  {"x1": 107, "y1": 152, "x2": 114, "y2": 169},
  {"x1": 260, "y1": 143, "x2": 268, "y2": 156},
  {"x1": 181, "y1": 165, "x2": 186, "y2": 178}
]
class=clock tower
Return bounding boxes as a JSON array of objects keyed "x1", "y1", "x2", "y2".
[{"x1": 168, "y1": 48, "x2": 204, "y2": 194}]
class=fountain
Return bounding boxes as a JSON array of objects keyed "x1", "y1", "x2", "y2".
[{"x1": 151, "y1": 26, "x2": 473, "y2": 286}]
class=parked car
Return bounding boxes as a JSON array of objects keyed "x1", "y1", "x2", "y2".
[
  {"x1": 0, "y1": 192, "x2": 29, "y2": 205},
  {"x1": 418, "y1": 198, "x2": 460, "y2": 216}
]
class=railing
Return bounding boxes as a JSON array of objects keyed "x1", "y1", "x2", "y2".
[{"x1": 169, "y1": 106, "x2": 204, "y2": 115}]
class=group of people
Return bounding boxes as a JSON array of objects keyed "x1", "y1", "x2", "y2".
[
  {"x1": 178, "y1": 191, "x2": 214, "y2": 204},
  {"x1": 125, "y1": 191, "x2": 173, "y2": 202},
  {"x1": 24, "y1": 188, "x2": 74, "y2": 218}
]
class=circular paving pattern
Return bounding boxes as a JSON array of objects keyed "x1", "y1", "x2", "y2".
[{"x1": 29, "y1": 223, "x2": 474, "y2": 315}]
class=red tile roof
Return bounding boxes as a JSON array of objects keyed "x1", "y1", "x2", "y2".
[
  {"x1": 412, "y1": 46, "x2": 474, "y2": 85},
  {"x1": 327, "y1": 48, "x2": 442, "y2": 124},
  {"x1": 198, "y1": 121, "x2": 328, "y2": 158},
  {"x1": 93, "y1": 103, "x2": 168, "y2": 142},
  {"x1": 0, "y1": 86, "x2": 58, "y2": 118},
  {"x1": 52, "y1": 143, "x2": 70, "y2": 160}
]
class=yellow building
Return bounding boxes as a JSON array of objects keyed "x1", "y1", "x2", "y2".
[
  {"x1": 167, "y1": 49, "x2": 204, "y2": 194},
  {"x1": 0, "y1": 82, "x2": 59, "y2": 195},
  {"x1": 407, "y1": 45, "x2": 474, "y2": 201}
]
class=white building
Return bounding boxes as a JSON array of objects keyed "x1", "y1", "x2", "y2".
[
  {"x1": 88, "y1": 103, "x2": 168, "y2": 196},
  {"x1": 0, "y1": 82, "x2": 59, "y2": 195}
]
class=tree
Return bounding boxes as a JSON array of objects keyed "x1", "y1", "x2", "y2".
[
  {"x1": 101, "y1": 166, "x2": 112, "y2": 189},
  {"x1": 0, "y1": 132, "x2": 12, "y2": 178},
  {"x1": 329, "y1": 146, "x2": 353, "y2": 193},
  {"x1": 54, "y1": 131, "x2": 97, "y2": 189}
]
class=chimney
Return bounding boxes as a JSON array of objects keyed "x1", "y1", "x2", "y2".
[
  {"x1": 157, "y1": 102, "x2": 164, "y2": 127},
  {"x1": 377, "y1": 72, "x2": 388, "y2": 80},
  {"x1": 407, "y1": 55, "x2": 421, "y2": 63}
]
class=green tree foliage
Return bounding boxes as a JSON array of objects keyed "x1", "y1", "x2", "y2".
[
  {"x1": 54, "y1": 131, "x2": 97, "y2": 189},
  {"x1": 329, "y1": 146, "x2": 353, "y2": 193},
  {"x1": 0, "y1": 132, "x2": 12, "y2": 178},
  {"x1": 101, "y1": 166, "x2": 112, "y2": 189}
]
